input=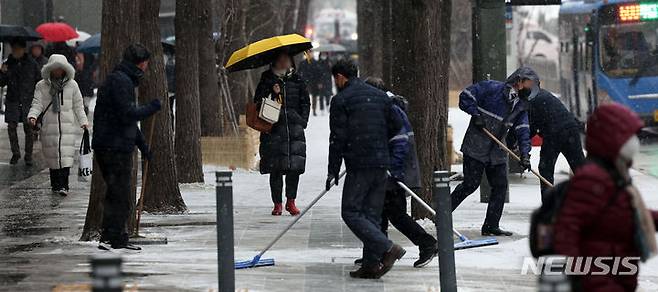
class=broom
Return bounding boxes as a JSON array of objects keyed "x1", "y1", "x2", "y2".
[
  {"x1": 388, "y1": 172, "x2": 499, "y2": 250},
  {"x1": 234, "y1": 170, "x2": 347, "y2": 269}
]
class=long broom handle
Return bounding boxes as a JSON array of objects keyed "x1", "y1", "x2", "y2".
[
  {"x1": 255, "y1": 170, "x2": 347, "y2": 259},
  {"x1": 387, "y1": 171, "x2": 467, "y2": 240},
  {"x1": 135, "y1": 114, "x2": 157, "y2": 235},
  {"x1": 481, "y1": 128, "x2": 554, "y2": 188}
]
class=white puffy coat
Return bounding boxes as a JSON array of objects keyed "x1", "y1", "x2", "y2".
[{"x1": 28, "y1": 54, "x2": 88, "y2": 170}]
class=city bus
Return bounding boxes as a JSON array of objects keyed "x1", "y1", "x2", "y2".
[{"x1": 559, "y1": 0, "x2": 658, "y2": 128}]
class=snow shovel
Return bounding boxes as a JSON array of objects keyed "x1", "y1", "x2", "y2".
[
  {"x1": 388, "y1": 172, "x2": 499, "y2": 250},
  {"x1": 481, "y1": 128, "x2": 554, "y2": 188},
  {"x1": 234, "y1": 170, "x2": 347, "y2": 269}
]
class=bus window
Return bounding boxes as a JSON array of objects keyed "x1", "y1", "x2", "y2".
[{"x1": 600, "y1": 22, "x2": 658, "y2": 78}]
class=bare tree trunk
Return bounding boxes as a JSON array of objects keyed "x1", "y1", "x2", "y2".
[
  {"x1": 199, "y1": 0, "x2": 224, "y2": 137},
  {"x1": 139, "y1": 0, "x2": 188, "y2": 213},
  {"x1": 175, "y1": 0, "x2": 204, "y2": 183},
  {"x1": 391, "y1": 0, "x2": 451, "y2": 219},
  {"x1": 357, "y1": 0, "x2": 384, "y2": 79},
  {"x1": 381, "y1": 0, "x2": 393, "y2": 86},
  {"x1": 225, "y1": 0, "x2": 250, "y2": 122},
  {"x1": 296, "y1": 0, "x2": 310, "y2": 35},
  {"x1": 80, "y1": 0, "x2": 139, "y2": 241}
]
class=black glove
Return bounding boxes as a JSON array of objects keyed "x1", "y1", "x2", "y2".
[
  {"x1": 150, "y1": 99, "x2": 162, "y2": 111},
  {"x1": 326, "y1": 173, "x2": 339, "y2": 191},
  {"x1": 520, "y1": 155, "x2": 531, "y2": 172},
  {"x1": 472, "y1": 115, "x2": 485, "y2": 129}
]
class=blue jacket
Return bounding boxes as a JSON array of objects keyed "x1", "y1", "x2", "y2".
[
  {"x1": 459, "y1": 80, "x2": 531, "y2": 165},
  {"x1": 92, "y1": 61, "x2": 159, "y2": 153},
  {"x1": 388, "y1": 103, "x2": 422, "y2": 189},
  {"x1": 328, "y1": 79, "x2": 402, "y2": 175}
]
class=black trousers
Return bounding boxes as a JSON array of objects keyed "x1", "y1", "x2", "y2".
[
  {"x1": 341, "y1": 168, "x2": 392, "y2": 268},
  {"x1": 451, "y1": 155, "x2": 508, "y2": 229},
  {"x1": 269, "y1": 172, "x2": 300, "y2": 203},
  {"x1": 49, "y1": 167, "x2": 70, "y2": 191},
  {"x1": 7, "y1": 121, "x2": 33, "y2": 158},
  {"x1": 381, "y1": 185, "x2": 436, "y2": 249},
  {"x1": 97, "y1": 150, "x2": 133, "y2": 245},
  {"x1": 539, "y1": 129, "x2": 585, "y2": 201}
]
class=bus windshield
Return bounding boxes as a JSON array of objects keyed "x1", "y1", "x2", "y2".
[{"x1": 600, "y1": 21, "x2": 658, "y2": 78}]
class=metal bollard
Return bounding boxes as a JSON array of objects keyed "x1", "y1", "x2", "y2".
[
  {"x1": 433, "y1": 171, "x2": 457, "y2": 292},
  {"x1": 90, "y1": 254, "x2": 122, "y2": 292},
  {"x1": 216, "y1": 171, "x2": 235, "y2": 292}
]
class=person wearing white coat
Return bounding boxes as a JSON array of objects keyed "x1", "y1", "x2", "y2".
[{"x1": 28, "y1": 54, "x2": 88, "y2": 196}]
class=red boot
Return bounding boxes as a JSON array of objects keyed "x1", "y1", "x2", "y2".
[
  {"x1": 271, "y1": 203, "x2": 283, "y2": 216},
  {"x1": 285, "y1": 199, "x2": 300, "y2": 216}
]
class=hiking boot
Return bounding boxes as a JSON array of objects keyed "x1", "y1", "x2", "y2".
[
  {"x1": 285, "y1": 199, "x2": 300, "y2": 216},
  {"x1": 414, "y1": 245, "x2": 438, "y2": 268},
  {"x1": 10, "y1": 154, "x2": 20, "y2": 165},
  {"x1": 58, "y1": 189, "x2": 68, "y2": 197},
  {"x1": 271, "y1": 203, "x2": 283, "y2": 216},
  {"x1": 481, "y1": 226, "x2": 513, "y2": 236},
  {"x1": 377, "y1": 244, "x2": 406, "y2": 277},
  {"x1": 349, "y1": 264, "x2": 382, "y2": 279}
]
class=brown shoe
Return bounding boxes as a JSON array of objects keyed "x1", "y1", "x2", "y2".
[
  {"x1": 349, "y1": 264, "x2": 382, "y2": 279},
  {"x1": 377, "y1": 244, "x2": 406, "y2": 277}
]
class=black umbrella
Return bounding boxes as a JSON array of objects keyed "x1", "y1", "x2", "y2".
[
  {"x1": 78, "y1": 33, "x2": 176, "y2": 54},
  {"x1": 0, "y1": 25, "x2": 42, "y2": 42}
]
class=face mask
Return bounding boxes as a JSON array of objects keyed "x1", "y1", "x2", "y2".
[
  {"x1": 619, "y1": 135, "x2": 640, "y2": 164},
  {"x1": 518, "y1": 87, "x2": 531, "y2": 100}
]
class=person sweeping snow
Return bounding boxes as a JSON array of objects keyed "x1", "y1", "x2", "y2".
[
  {"x1": 28, "y1": 54, "x2": 88, "y2": 196},
  {"x1": 327, "y1": 59, "x2": 405, "y2": 279},
  {"x1": 450, "y1": 67, "x2": 537, "y2": 236}
]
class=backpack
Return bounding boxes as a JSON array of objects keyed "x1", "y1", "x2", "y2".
[{"x1": 529, "y1": 158, "x2": 628, "y2": 258}]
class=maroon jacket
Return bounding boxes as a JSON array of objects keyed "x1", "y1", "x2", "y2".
[{"x1": 553, "y1": 104, "x2": 654, "y2": 292}]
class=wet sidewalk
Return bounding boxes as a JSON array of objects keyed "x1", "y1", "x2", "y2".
[{"x1": 1, "y1": 112, "x2": 658, "y2": 291}]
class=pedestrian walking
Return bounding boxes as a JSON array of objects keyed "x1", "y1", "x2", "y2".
[
  {"x1": 29, "y1": 41, "x2": 48, "y2": 71},
  {"x1": 27, "y1": 54, "x2": 88, "y2": 196},
  {"x1": 74, "y1": 52, "x2": 97, "y2": 114},
  {"x1": 298, "y1": 52, "x2": 332, "y2": 116},
  {"x1": 92, "y1": 44, "x2": 161, "y2": 250},
  {"x1": 451, "y1": 67, "x2": 537, "y2": 236},
  {"x1": 364, "y1": 77, "x2": 438, "y2": 268},
  {"x1": 527, "y1": 88, "x2": 585, "y2": 200},
  {"x1": 254, "y1": 51, "x2": 310, "y2": 216},
  {"x1": 553, "y1": 103, "x2": 658, "y2": 292},
  {"x1": 316, "y1": 52, "x2": 333, "y2": 113},
  {"x1": 45, "y1": 41, "x2": 77, "y2": 66},
  {"x1": 327, "y1": 59, "x2": 405, "y2": 279},
  {"x1": 0, "y1": 39, "x2": 41, "y2": 165}
]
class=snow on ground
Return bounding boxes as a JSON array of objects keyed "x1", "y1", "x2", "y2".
[{"x1": 186, "y1": 107, "x2": 658, "y2": 290}]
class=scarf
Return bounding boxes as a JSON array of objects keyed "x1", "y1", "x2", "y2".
[
  {"x1": 615, "y1": 159, "x2": 658, "y2": 262},
  {"x1": 49, "y1": 78, "x2": 67, "y2": 113}
]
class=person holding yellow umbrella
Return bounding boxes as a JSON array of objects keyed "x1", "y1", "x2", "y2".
[{"x1": 226, "y1": 35, "x2": 311, "y2": 216}]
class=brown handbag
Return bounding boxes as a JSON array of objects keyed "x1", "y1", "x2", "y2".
[{"x1": 246, "y1": 101, "x2": 273, "y2": 133}]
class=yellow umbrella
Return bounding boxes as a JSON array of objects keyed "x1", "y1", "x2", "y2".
[{"x1": 225, "y1": 34, "x2": 313, "y2": 72}]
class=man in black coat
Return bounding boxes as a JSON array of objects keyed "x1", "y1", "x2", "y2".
[
  {"x1": 93, "y1": 44, "x2": 161, "y2": 250},
  {"x1": 528, "y1": 88, "x2": 585, "y2": 200},
  {"x1": 0, "y1": 39, "x2": 41, "y2": 165},
  {"x1": 327, "y1": 59, "x2": 405, "y2": 279}
]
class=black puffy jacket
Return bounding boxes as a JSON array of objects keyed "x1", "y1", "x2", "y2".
[
  {"x1": 328, "y1": 79, "x2": 403, "y2": 175},
  {"x1": 0, "y1": 54, "x2": 40, "y2": 123},
  {"x1": 254, "y1": 69, "x2": 311, "y2": 174},
  {"x1": 528, "y1": 89, "x2": 581, "y2": 138},
  {"x1": 92, "y1": 61, "x2": 159, "y2": 153}
]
